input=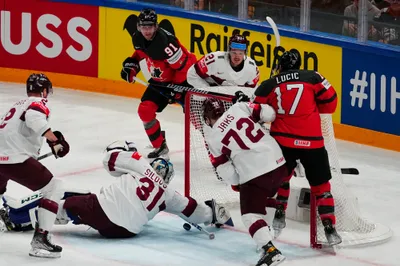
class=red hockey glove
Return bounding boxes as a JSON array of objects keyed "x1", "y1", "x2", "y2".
[{"x1": 47, "y1": 131, "x2": 70, "y2": 158}]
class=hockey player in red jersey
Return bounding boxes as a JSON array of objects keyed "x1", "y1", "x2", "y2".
[
  {"x1": 0, "y1": 73, "x2": 70, "y2": 258},
  {"x1": 252, "y1": 51, "x2": 341, "y2": 245},
  {"x1": 121, "y1": 8, "x2": 197, "y2": 159}
]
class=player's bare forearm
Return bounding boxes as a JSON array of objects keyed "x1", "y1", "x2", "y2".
[{"x1": 43, "y1": 129, "x2": 58, "y2": 142}]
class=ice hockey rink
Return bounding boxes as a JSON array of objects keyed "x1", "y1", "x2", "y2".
[{"x1": 0, "y1": 81, "x2": 399, "y2": 266}]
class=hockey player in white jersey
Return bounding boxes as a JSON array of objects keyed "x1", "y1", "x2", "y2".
[
  {"x1": 202, "y1": 95, "x2": 288, "y2": 266},
  {"x1": 0, "y1": 73, "x2": 70, "y2": 258},
  {"x1": 187, "y1": 34, "x2": 260, "y2": 88},
  {"x1": 0, "y1": 141, "x2": 233, "y2": 239}
]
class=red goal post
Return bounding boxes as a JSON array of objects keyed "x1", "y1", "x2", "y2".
[{"x1": 183, "y1": 87, "x2": 392, "y2": 248}]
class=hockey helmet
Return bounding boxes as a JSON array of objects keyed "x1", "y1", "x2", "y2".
[
  {"x1": 202, "y1": 97, "x2": 225, "y2": 125},
  {"x1": 277, "y1": 51, "x2": 301, "y2": 72},
  {"x1": 26, "y1": 73, "x2": 52, "y2": 96},
  {"x1": 105, "y1": 140, "x2": 137, "y2": 153},
  {"x1": 138, "y1": 8, "x2": 158, "y2": 26},
  {"x1": 150, "y1": 158, "x2": 174, "y2": 184},
  {"x1": 228, "y1": 34, "x2": 249, "y2": 52}
]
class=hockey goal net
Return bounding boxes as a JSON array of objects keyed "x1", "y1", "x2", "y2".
[{"x1": 184, "y1": 87, "x2": 392, "y2": 248}]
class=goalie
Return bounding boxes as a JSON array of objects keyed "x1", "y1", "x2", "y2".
[{"x1": 0, "y1": 141, "x2": 233, "y2": 239}]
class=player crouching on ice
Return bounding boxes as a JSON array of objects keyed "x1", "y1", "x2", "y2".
[{"x1": 0, "y1": 141, "x2": 233, "y2": 240}]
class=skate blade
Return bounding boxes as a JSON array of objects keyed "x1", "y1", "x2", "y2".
[
  {"x1": 270, "y1": 254, "x2": 286, "y2": 266},
  {"x1": 254, "y1": 254, "x2": 286, "y2": 266},
  {"x1": 29, "y1": 248, "x2": 61, "y2": 258},
  {"x1": 273, "y1": 228, "x2": 282, "y2": 239}
]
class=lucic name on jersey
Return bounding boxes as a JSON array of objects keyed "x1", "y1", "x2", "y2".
[
  {"x1": 204, "y1": 102, "x2": 285, "y2": 186},
  {"x1": 187, "y1": 51, "x2": 260, "y2": 88}
]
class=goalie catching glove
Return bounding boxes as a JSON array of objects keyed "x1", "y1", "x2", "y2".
[{"x1": 46, "y1": 131, "x2": 70, "y2": 158}]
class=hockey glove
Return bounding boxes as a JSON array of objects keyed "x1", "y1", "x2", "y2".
[
  {"x1": 47, "y1": 131, "x2": 70, "y2": 158},
  {"x1": 121, "y1": 57, "x2": 140, "y2": 83},
  {"x1": 232, "y1": 91, "x2": 250, "y2": 104}
]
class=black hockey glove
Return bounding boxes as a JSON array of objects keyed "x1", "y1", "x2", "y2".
[
  {"x1": 232, "y1": 91, "x2": 250, "y2": 104},
  {"x1": 47, "y1": 131, "x2": 70, "y2": 158},
  {"x1": 121, "y1": 57, "x2": 140, "y2": 83}
]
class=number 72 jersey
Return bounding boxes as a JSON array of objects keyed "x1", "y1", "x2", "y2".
[
  {"x1": 204, "y1": 102, "x2": 285, "y2": 186},
  {"x1": 253, "y1": 70, "x2": 337, "y2": 149}
]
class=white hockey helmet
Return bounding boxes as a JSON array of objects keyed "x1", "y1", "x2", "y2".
[
  {"x1": 150, "y1": 158, "x2": 174, "y2": 184},
  {"x1": 105, "y1": 140, "x2": 137, "y2": 153}
]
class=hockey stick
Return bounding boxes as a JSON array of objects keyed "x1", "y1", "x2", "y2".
[
  {"x1": 182, "y1": 222, "x2": 215, "y2": 240},
  {"x1": 133, "y1": 77, "x2": 234, "y2": 99},
  {"x1": 38, "y1": 152, "x2": 53, "y2": 161},
  {"x1": 266, "y1": 16, "x2": 282, "y2": 78}
]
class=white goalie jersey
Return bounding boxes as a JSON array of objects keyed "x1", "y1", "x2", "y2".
[
  {"x1": 204, "y1": 102, "x2": 286, "y2": 186},
  {"x1": 0, "y1": 97, "x2": 51, "y2": 164},
  {"x1": 187, "y1": 51, "x2": 260, "y2": 88},
  {"x1": 99, "y1": 150, "x2": 213, "y2": 234}
]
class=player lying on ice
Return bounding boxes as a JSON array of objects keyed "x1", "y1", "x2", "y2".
[{"x1": 0, "y1": 140, "x2": 233, "y2": 240}]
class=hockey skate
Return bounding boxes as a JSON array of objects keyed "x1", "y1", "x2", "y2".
[
  {"x1": 204, "y1": 199, "x2": 234, "y2": 227},
  {"x1": 147, "y1": 139, "x2": 169, "y2": 159},
  {"x1": 322, "y1": 219, "x2": 342, "y2": 246},
  {"x1": 272, "y1": 205, "x2": 286, "y2": 239},
  {"x1": 0, "y1": 207, "x2": 14, "y2": 232},
  {"x1": 29, "y1": 223, "x2": 62, "y2": 258},
  {"x1": 256, "y1": 241, "x2": 285, "y2": 266}
]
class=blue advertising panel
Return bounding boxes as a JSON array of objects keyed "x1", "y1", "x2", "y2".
[{"x1": 341, "y1": 48, "x2": 400, "y2": 136}]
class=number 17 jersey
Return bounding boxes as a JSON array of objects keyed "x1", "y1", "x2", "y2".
[{"x1": 253, "y1": 70, "x2": 337, "y2": 149}]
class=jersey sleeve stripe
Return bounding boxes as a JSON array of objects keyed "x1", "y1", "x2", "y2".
[
  {"x1": 175, "y1": 54, "x2": 188, "y2": 71},
  {"x1": 108, "y1": 152, "x2": 120, "y2": 171},
  {"x1": 251, "y1": 103, "x2": 262, "y2": 123},
  {"x1": 315, "y1": 87, "x2": 329, "y2": 97},
  {"x1": 211, "y1": 153, "x2": 229, "y2": 168},
  {"x1": 167, "y1": 48, "x2": 183, "y2": 64},
  {"x1": 316, "y1": 93, "x2": 337, "y2": 104},
  {"x1": 194, "y1": 62, "x2": 209, "y2": 79},
  {"x1": 27, "y1": 103, "x2": 50, "y2": 116},
  {"x1": 181, "y1": 197, "x2": 197, "y2": 217}
]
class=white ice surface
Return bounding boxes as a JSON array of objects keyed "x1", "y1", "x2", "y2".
[{"x1": 0, "y1": 82, "x2": 399, "y2": 266}]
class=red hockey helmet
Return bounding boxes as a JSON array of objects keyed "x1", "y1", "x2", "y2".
[
  {"x1": 228, "y1": 34, "x2": 249, "y2": 52},
  {"x1": 202, "y1": 97, "x2": 225, "y2": 125}
]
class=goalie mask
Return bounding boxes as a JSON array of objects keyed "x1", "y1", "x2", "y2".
[
  {"x1": 150, "y1": 158, "x2": 174, "y2": 184},
  {"x1": 105, "y1": 140, "x2": 137, "y2": 153}
]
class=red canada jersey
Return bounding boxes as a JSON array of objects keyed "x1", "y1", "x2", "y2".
[
  {"x1": 130, "y1": 28, "x2": 197, "y2": 84},
  {"x1": 253, "y1": 70, "x2": 337, "y2": 149}
]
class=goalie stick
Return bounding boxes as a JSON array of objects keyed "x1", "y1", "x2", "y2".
[{"x1": 182, "y1": 222, "x2": 215, "y2": 240}]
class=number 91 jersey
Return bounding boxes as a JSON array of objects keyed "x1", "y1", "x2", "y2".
[
  {"x1": 99, "y1": 150, "x2": 177, "y2": 234},
  {"x1": 204, "y1": 102, "x2": 285, "y2": 186}
]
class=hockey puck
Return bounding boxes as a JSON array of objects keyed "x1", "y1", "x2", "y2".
[
  {"x1": 183, "y1": 223, "x2": 191, "y2": 231},
  {"x1": 209, "y1": 233, "x2": 215, "y2": 240}
]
